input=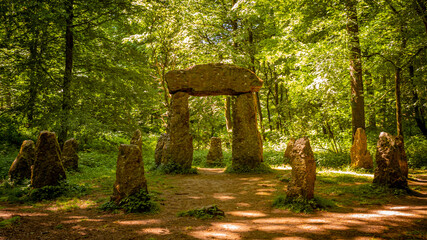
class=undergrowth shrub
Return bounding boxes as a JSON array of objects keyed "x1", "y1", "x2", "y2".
[
  {"x1": 406, "y1": 136, "x2": 427, "y2": 169},
  {"x1": 315, "y1": 152, "x2": 350, "y2": 168},
  {"x1": 99, "y1": 190, "x2": 158, "y2": 213},
  {"x1": 177, "y1": 205, "x2": 225, "y2": 219}
]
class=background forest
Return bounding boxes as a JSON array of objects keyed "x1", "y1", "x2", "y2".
[{"x1": 1, "y1": 0, "x2": 426, "y2": 171}]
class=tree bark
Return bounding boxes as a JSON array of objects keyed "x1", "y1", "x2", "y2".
[
  {"x1": 59, "y1": 0, "x2": 74, "y2": 146},
  {"x1": 395, "y1": 67, "x2": 403, "y2": 137},
  {"x1": 345, "y1": 0, "x2": 366, "y2": 140}
]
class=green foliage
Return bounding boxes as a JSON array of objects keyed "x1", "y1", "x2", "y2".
[
  {"x1": 0, "y1": 148, "x2": 18, "y2": 179},
  {"x1": 99, "y1": 190, "x2": 158, "y2": 214},
  {"x1": 315, "y1": 152, "x2": 351, "y2": 168},
  {"x1": 273, "y1": 195, "x2": 335, "y2": 214},
  {"x1": 0, "y1": 216, "x2": 21, "y2": 228},
  {"x1": 225, "y1": 162, "x2": 272, "y2": 174},
  {"x1": 0, "y1": 180, "x2": 88, "y2": 203},
  {"x1": 406, "y1": 136, "x2": 427, "y2": 169},
  {"x1": 177, "y1": 205, "x2": 225, "y2": 220},
  {"x1": 156, "y1": 162, "x2": 198, "y2": 175}
]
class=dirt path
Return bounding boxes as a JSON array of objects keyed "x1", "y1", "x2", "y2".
[{"x1": 1, "y1": 168, "x2": 426, "y2": 240}]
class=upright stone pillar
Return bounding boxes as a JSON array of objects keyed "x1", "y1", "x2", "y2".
[
  {"x1": 206, "y1": 137, "x2": 224, "y2": 167},
  {"x1": 130, "y1": 129, "x2": 143, "y2": 150},
  {"x1": 231, "y1": 93, "x2": 263, "y2": 170},
  {"x1": 9, "y1": 140, "x2": 35, "y2": 181},
  {"x1": 163, "y1": 92, "x2": 193, "y2": 171},
  {"x1": 350, "y1": 128, "x2": 373, "y2": 169}
]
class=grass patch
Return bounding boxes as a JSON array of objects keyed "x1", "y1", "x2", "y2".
[
  {"x1": 0, "y1": 216, "x2": 21, "y2": 228},
  {"x1": 225, "y1": 162, "x2": 272, "y2": 174},
  {"x1": 177, "y1": 205, "x2": 225, "y2": 219},
  {"x1": 273, "y1": 195, "x2": 336, "y2": 213}
]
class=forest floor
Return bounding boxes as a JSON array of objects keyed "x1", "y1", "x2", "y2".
[{"x1": 0, "y1": 167, "x2": 426, "y2": 240}]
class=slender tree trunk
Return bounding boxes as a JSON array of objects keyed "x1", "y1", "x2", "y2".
[
  {"x1": 409, "y1": 65, "x2": 427, "y2": 136},
  {"x1": 381, "y1": 75, "x2": 387, "y2": 128},
  {"x1": 28, "y1": 37, "x2": 38, "y2": 124},
  {"x1": 266, "y1": 88, "x2": 272, "y2": 131},
  {"x1": 225, "y1": 96, "x2": 232, "y2": 131},
  {"x1": 366, "y1": 72, "x2": 376, "y2": 128},
  {"x1": 395, "y1": 67, "x2": 403, "y2": 137},
  {"x1": 59, "y1": 0, "x2": 74, "y2": 145},
  {"x1": 345, "y1": 0, "x2": 366, "y2": 140}
]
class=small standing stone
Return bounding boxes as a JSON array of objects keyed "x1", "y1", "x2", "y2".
[
  {"x1": 206, "y1": 137, "x2": 224, "y2": 166},
  {"x1": 287, "y1": 137, "x2": 316, "y2": 200},
  {"x1": 130, "y1": 129, "x2": 143, "y2": 150},
  {"x1": 31, "y1": 131, "x2": 66, "y2": 188},
  {"x1": 283, "y1": 138, "x2": 295, "y2": 164},
  {"x1": 112, "y1": 144, "x2": 148, "y2": 203},
  {"x1": 62, "y1": 138, "x2": 79, "y2": 171},
  {"x1": 154, "y1": 133, "x2": 168, "y2": 167},
  {"x1": 373, "y1": 132, "x2": 408, "y2": 189},
  {"x1": 350, "y1": 128, "x2": 373, "y2": 169},
  {"x1": 9, "y1": 140, "x2": 35, "y2": 181}
]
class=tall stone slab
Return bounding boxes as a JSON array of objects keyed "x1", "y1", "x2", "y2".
[
  {"x1": 283, "y1": 138, "x2": 295, "y2": 164},
  {"x1": 154, "y1": 133, "x2": 169, "y2": 167},
  {"x1": 373, "y1": 132, "x2": 407, "y2": 189},
  {"x1": 31, "y1": 131, "x2": 66, "y2": 188},
  {"x1": 9, "y1": 140, "x2": 35, "y2": 181},
  {"x1": 62, "y1": 138, "x2": 79, "y2": 171},
  {"x1": 231, "y1": 93, "x2": 263, "y2": 170},
  {"x1": 350, "y1": 128, "x2": 373, "y2": 169},
  {"x1": 162, "y1": 92, "x2": 193, "y2": 170},
  {"x1": 287, "y1": 137, "x2": 316, "y2": 200},
  {"x1": 206, "y1": 137, "x2": 224, "y2": 166},
  {"x1": 112, "y1": 144, "x2": 148, "y2": 203}
]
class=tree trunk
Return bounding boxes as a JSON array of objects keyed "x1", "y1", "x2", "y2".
[
  {"x1": 225, "y1": 96, "x2": 232, "y2": 131},
  {"x1": 409, "y1": 65, "x2": 427, "y2": 136},
  {"x1": 266, "y1": 88, "x2": 272, "y2": 131},
  {"x1": 59, "y1": 0, "x2": 74, "y2": 146},
  {"x1": 366, "y1": 72, "x2": 376, "y2": 128},
  {"x1": 345, "y1": 0, "x2": 366, "y2": 140},
  {"x1": 395, "y1": 67, "x2": 403, "y2": 137}
]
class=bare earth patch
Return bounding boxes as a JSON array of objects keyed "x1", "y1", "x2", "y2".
[{"x1": 1, "y1": 168, "x2": 426, "y2": 240}]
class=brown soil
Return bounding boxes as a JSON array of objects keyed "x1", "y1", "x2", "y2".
[{"x1": 1, "y1": 168, "x2": 426, "y2": 240}]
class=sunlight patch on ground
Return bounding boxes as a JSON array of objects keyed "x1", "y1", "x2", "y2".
[
  {"x1": 115, "y1": 219, "x2": 161, "y2": 225},
  {"x1": 252, "y1": 217, "x2": 302, "y2": 224},
  {"x1": 227, "y1": 210, "x2": 267, "y2": 218},
  {"x1": 236, "y1": 202, "x2": 251, "y2": 207},
  {"x1": 274, "y1": 237, "x2": 311, "y2": 240},
  {"x1": 211, "y1": 223, "x2": 251, "y2": 232},
  {"x1": 319, "y1": 169, "x2": 374, "y2": 178},
  {"x1": 0, "y1": 211, "x2": 48, "y2": 218},
  {"x1": 255, "y1": 191, "x2": 272, "y2": 196},
  {"x1": 376, "y1": 210, "x2": 415, "y2": 217},
  {"x1": 188, "y1": 230, "x2": 240, "y2": 240},
  {"x1": 188, "y1": 196, "x2": 203, "y2": 199},
  {"x1": 139, "y1": 227, "x2": 170, "y2": 235},
  {"x1": 213, "y1": 193, "x2": 236, "y2": 201},
  {"x1": 273, "y1": 166, "x2": 292, "y2": 170},
  {"x1": 257, "y1": 224, "x2": 293, "y2": 231}
]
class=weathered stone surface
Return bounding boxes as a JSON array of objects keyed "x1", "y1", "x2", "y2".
[
  {"x1": 231, "y1": 93, "x2": 263, "y2": 170},
  {"x1": 154, "y1": 133, "x2": 169, "y2": 167},
  {"x1": 395, "y1": 136, "x2": 408, "y2": 178},
  {"x1": 287, "y1": 137, "x2": 316, "y2": 200},
  {"x1": 162, "y1": 92, "x2": 193, "y2": 170},
  {"x1": 283, "y1": 138, "x2": 295, "y2": 164},
  {"x1": 112, "y1": 144, "x2": 148, "y2": 203},
  {"x1": 206, "y1": 137, "x2": 224, "y2": 166},
  {"x1": 62, "y1": 138, "x2": 79, "y2": 171},
  {"x1": 31, "y1": 131, "x2": 66, "y2": 188},
  {"x1": 165, "y1": 63, "x2": 263, "y2": 96},
  {"x1": 350, "y1": 128, "x2": 373, "y2": 169},
  {"x1": 373, "y1": 132, "x2": 408, "y2": 189},
  {"x1": 130, "y1": 129, "x2": 143, "y2": 150},
  {"x1": 9, "y1": 140, "x2": 35, "y2": 181}
]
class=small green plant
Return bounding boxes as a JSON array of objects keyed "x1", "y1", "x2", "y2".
[
  {"x1": 273, "y1": 195, "x2": 335, "y2": 213},
  {"x1": 99, "y1": 190, "x2": 158, "y2": 213},
  {"x1": 156, "y1": 162, "x2": 198, "y2": 174},
  {"x1": 0, "y1": 216, "x2": 21, "y2": 228},
  {"x1": 177, "y1": 205, "x2": 225, "y2": 219},
  {"x1": 55, "y1": 224, "x2": 64, "y2": 229}
]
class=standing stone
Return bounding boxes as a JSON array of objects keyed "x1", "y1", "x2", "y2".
[
  {"x1": 162, "y1": 92, "x2": 193, "y2": 171},
  {"x1": 112, "y1": 144, "x2": 148, "y2": 203},
  {"x1": 373, "y1": 132, "x2": 408, "y2": 189},
  {"x1": 350, "y1": 128, "x2": 373, "y2": 169},
  {"x1": 231, "y1": 93, "x2": 263, "y2": 170},
  {"x1": 206, "y1": 137, "x2": 224, "y2": 166},
  {"x1": 283, "y1": 138, "x2": 295, "y2": 164},
  {"x1": 130, "y1": 129, "x2": 143, "y2": 150},
  {"x1": 154, "y1": 133, "x2": 168, "y2": 167},
  {"x1": 31, "y1": 131, "x2": 66, "y2": 188},
  {"x1": 62, "y1": 138, "x2": 79, "y2": 171},
  {"x1": 9, "y1": 140, "x2": 35, "y2": 181},
  {"x1": 287, "y1": 137, "x2": 316, "y2": 200}
]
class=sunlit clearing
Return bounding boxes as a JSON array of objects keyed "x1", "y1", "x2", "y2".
[
  {"x1": 116, "y1": 219, "x2": 161, "y2": 225},
  {"x1": 376, "y1": 210, "x2": 414, "y2": 217},
  {"x1": 139, "y1": 228, "x2": 170, "y2": 235},
  {"x1": 189, "y1": 230, "x2": 240, "y2": 240},
  {"x1": 273, "y1": 166, "x2": 292, "y2": 170},
  {"x1": 255, "y1": 191, "x2": 272, "y2": 196},
  {"x1": 227, "y1": 211, "x2": 267, "y2": 218},
  {"x1": 319, "y1": 169, "x2": 373, "y2": 178},
  {"x1": 253, "y1": 217, "x2": 302, "y2": 224},
  {"x1": 212, "y1": 223, "x2": 251, "y2": 232}
]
